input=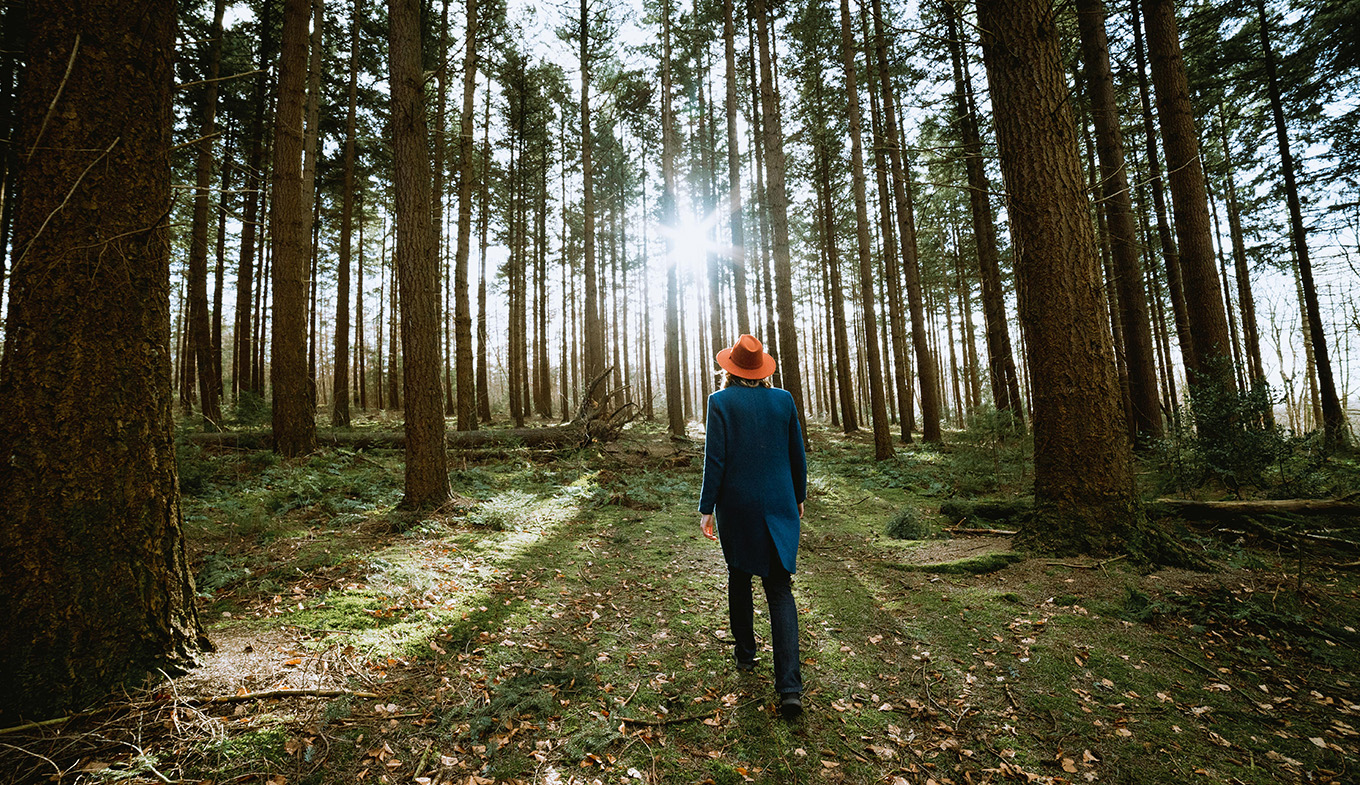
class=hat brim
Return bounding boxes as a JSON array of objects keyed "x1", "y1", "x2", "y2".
[{"x1": 716, "y1": 347, "x2": 777, "y2": 380}]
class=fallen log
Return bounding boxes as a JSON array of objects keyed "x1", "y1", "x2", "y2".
[
  {"x1": 1152, "y1": 498, "x2": 1360, "y2": 518},
  {"x1": 189, "y1": 368, "x2": 636, "y2": 452}
]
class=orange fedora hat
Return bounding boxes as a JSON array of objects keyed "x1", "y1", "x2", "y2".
[{"x1": 716, "y1": 334, "x2": 777, "y2": 380}]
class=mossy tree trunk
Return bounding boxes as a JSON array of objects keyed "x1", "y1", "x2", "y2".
[
  {"x1": 0, "y1": 0, "x2": 206, "y2": 721},
  {"x1": 977, "y1": 0, "x2": 1138, "y2": 553}
]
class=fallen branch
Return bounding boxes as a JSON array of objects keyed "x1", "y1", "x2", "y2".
[
  {"x1": 1045, "y1": 554, "x2": 1127, "y2": 570},
  {"x1": 618, "y1": 709, "x2": 720, "y2": 727},
  {"x1": 190, "y1": 368, "x2": 636, "y2": 452},
  {"x1": 1154, "y1": 498, "x2": 1360, "y2": 517},
  {"x1": 192, "y1": 688, "x2": 379, "y2": 704},
  {"x1": 945, "y1": 526, "x2": 1017, "y2": 536},
  {"x1": 0, "y1": 716, "x2": 73, "y2": 736}
]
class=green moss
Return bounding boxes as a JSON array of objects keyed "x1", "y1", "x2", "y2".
[{"x1": 886, "y1": 551, "x2": 1025, "y2": 574}]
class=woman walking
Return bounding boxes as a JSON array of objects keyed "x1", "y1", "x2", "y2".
[{"x1": 698, "y1": 334, "x2": 808, "y2": 718}]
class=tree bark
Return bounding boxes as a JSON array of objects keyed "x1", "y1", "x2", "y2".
[
  {"x1": 187, "y1": 0, "x2": 226, "y2": 429},
  {"x1": 838, "y1": 0, "x2": 892, "y2": 459},
  {"x1": 452, "y1": 0, "x2": 479, "y2": 431},
  {"x1": 662, "y1": 0, "x2": 684, "y2": 438},
  {"x1": 580, "y1": 0, "x2": 604, "y2": 382},
  {"x1": 1216, "y1": 105, "x2": 1267, "y2": 401},
  {"x1": 270, "y1": 0, "x2": 318, "y2": 457},
  {"x1": 753, "y1": 0, "x2": 807, "y2": 443},
  {"x1": 865, "y1": 0, "x2": 914, "y2": 442},
  {"x1": 977, "y1": 0, "x2": 1137, "y2": 553},
  {"x1": 814, "y1": 144, "x2": 856, "y2": 432},
  {"x1": 1141, "y1": 0, "x2": 1235, "y2": 396},
  {"x1": 0, "y1": 0, "x2": 206, "y2": 720},
  {"x1": 333, "y1": 0, "x2": 363, "y2": 428},
  {"x1": 1130, "y1": 0, "x2": 1194, "y2": 379},
  {"x1": 722, "y1": 0, "x2": 749, "y2": 336},
  {"x1": 1076, "y1": 0, "x2": 1162, "y2": 444},
  {"x1": 944, "y1": 2, "x2": 1020, "y2": 433},
  {"x1": 389, "y1": 0, "x2": 450, "y2": 508},
  {"x1": 476, "y1": 78, "x2": 492, "y2": 422}
]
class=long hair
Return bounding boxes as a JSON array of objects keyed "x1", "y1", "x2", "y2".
[{"x1": 722, "y1": 371, "x2": 773, "y2": 389}]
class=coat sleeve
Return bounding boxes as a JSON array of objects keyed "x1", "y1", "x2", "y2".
[
  {"x1": 697, "y1": 395, "x2": 726, "y2": 514},
  {"x1": 789, "y1": 397, "x2": 807, "y2": 505}
]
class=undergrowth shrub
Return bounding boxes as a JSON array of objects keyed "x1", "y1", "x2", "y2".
[
  {"x1": 230, "y1": 390, "x2": 270, "y2": 427},
  {"x1": 468, "y1": 490, "x2": 541, "y2": 530},
  {"x1": 950, "y1": 406, "x2": 1031, "y2": 496},
  {"x1": 1152, "y1": 377, "x2": 1341, "y2": 496},
  {"x1": 885, "y1": 507, "x2": 938, "y2": 540}
]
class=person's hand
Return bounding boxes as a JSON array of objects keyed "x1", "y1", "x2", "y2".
[
  {"x1": 700, "y1": 513, "x2": 717, "y2": 541},
  {"x1": 799, "y1": 502, "x2": 805, "y2": 519}
]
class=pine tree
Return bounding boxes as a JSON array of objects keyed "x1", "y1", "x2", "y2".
[{"x1": 0, "y1": 0, "x2": 206, "y2": 719}]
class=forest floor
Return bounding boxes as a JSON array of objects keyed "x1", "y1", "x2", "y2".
[{"x1": 3, "y1": 419, "x2": 1359, "y2": 785}]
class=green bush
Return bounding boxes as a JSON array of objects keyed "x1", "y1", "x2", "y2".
[
  {"x1": 885, "y1": 506, "x2": 937, "y2": 540},
  {"x1": 1152, "y1": 375, "x2": 1341, "y2": 495},
  {"x1": 230, "y1": 390, "x2": 270, "y2": 427}
]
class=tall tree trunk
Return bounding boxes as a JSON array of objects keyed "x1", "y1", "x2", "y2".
[
  {"x1": 1142, "y1": 0, "x2": 1235, "y2": 401},
  {"x1": 235, "y1": 0, "x2": 273, "y2": 400},
  {"x1": 753, "y1": 0, "x2": 806, "y2": 442},
  {"x1": 432, "y1": 0, "x2": 451, "y2": 416},
  {"x1": 580, "y1": 0, "x2": 604, "y2": 382},
  {"x1": 662, "y1": 0, "x2": 684, "y2": 437},
  {"x1": 1076, "y1": 0, "x2": 1162, "y2": 443},
  {"x1": 977, "y1": 0, "x2": 1137, "y2": 553},
  {"x1": 815, "y1": 145, "x2": 857, "y2": 432},
  {"x1": 389, "y1": 0, "x2": 450, "y2": 508},
  {"x1": 452, "y1": 0, "x2": 479, "y2": 431},
  {"x1": 865, "y1": 0, "x2": 914, "y2": 442},
  {"x1": 944, "y1": 1, "x2": 1019, "y2": 433},
  {"x1": 476, "y1": 78, "x2": 492, "y2": 422},
  {"x1": 0, "y1": 0, "x2": 21, "y2": 329},
  {"x1": 0, "y1": 0, "x2": 206, "y2": 720},
  {"x1": 1130, "y1": 0, "x2": 1193, "y2": 377},
  {"x1": 212, "y1": 142, "x2": 228, "y2": 400},
  {"x1": 271, "y1": 0, "x2": 318, "y2": 457},
  {"x1": 187, "y1": 0, "x2": 226, "y2": 429},
  {"x1": 387, "y1": 239, "x2": 401, "y2": 409},
  {"x1": 333, "y1": 0, "x2": 362, "y2": 427},
  {"x1": 376, "y1": 217, "x2": 386, "y2": 410},
  {"x1": 722, "y1": 0, "x2": 749, "y2": 336},
  {"x1": 357, "y1": 200, "x2": 367, "y2": 409},
  {"x1": 1216, "y1": 105, "x2": 1268, "y2": 402},
  {"x1": 301, "y1": 0, "x2": 323, "y2": 408},
  {"x1": 840, "y1": 0, "x2": 892, "y2": 460},
  {"x1": 1257, "y1": 0, "x2": 1346, "y2": 446}
]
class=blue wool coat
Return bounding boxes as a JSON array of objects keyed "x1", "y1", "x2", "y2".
[{"x1": 698, "y1": 386, "x2": 808, "y2": 576}]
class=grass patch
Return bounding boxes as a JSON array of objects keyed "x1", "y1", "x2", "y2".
[{"x1": 10, "y1": 421, "x2": 1354, "y2": 785}]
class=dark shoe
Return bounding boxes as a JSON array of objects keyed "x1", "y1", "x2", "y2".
[
  {"x1": 779, "y1": 692, "x2": 803, "y2": 719},
  {"x1": 736, "y1": 659, "x2": 756, "y2": 673}
]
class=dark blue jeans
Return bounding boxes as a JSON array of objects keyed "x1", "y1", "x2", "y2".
[{"x1": 728, "y1": 549, "x2": 802, "y2": 695}]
